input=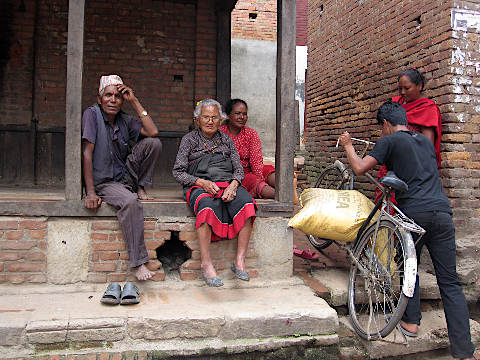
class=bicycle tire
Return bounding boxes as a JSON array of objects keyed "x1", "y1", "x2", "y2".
[
  {"x1": 347, "y1": 219, "x2": 410, "y2": 340},
  {"x1": 314, "y1": 164, "x2": 347, "y2": 189},
  {"x1": 306, "y1": 164, "x2": 349, "y2": 250}
]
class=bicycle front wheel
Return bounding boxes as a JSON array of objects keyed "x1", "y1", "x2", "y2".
[{"x1": 347, "y1": 220, "x2": 410, "y2": 340}]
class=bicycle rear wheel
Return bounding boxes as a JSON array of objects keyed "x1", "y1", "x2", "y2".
[
  {"x1": 314, "y1": 163, "x2": 348, "y2": 189},
  {"x1": 347, "y1": 220, "x2": 410, "y2": 340},
  {"x1": 306, "y1": 163, "x2": 350, "y2": 250}
]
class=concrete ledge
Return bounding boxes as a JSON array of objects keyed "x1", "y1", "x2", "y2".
[
  {"x1": 0, "y1": 283, "x2": 338, "y2": 358},
  {"x1": 0, "y1": 199, "x2": 293, "y2": 218}
]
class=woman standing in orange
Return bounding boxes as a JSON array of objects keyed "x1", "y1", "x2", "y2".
[{"x1": 375, "y1": 69, "x2": 442, "y2": 203}]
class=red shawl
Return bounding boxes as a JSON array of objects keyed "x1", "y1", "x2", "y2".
[{"x1": 375, "y1": 96, "x2": 442, "y2": 204}]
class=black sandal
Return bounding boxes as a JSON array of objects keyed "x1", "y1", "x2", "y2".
[
  {"x1": 100, "y1": 283, "x2": 121, "y2": 305},
  {"x1": 120, "y1": 282, "x2": 140, "y2": 305}
]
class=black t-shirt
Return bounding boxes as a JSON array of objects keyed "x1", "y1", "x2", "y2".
[{"x1": 368, "y1": 130, "x2": 451, "y2": 214}]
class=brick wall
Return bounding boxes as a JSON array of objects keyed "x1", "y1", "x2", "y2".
[
  {"x1": 232, "y1": 0, "x2": 277, "y2": 41},
  {"x1": 0, "y1": 0, "x2": 217, "y2": 132},
  {"x1": 0, "y1": 218, "x2": 48, "y2": 284},
  {"x1": 0, "y1": 217, "x2": 259, "y2": 285},
  {"x1": 296, "y1": 0, "x2": 308, "y2": 46},
  {"x1": 306, "y1": 0, "x2": 480, "y2": 231}
]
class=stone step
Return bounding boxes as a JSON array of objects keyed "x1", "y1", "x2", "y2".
[
  {"x1": 0, "y1": 279, "x2": 339, "y2": 359},
  {"x1": 338, "y1": 311, "x2": 480, "y2": 359},
  {"x1": 311, "y1": 267, "x2": 441, "y2": 307}
]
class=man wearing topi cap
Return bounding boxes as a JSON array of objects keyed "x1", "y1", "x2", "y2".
[{"x1": 82, "y1": 75, "x2": 162, "y2": 281}]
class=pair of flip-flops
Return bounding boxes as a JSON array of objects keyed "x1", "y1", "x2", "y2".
[
  {"x1": 100, "y1": 282, "x2": 140, "y2": 305},
  {"x1": 293, "y1": 245, "x2": 319, "y2": 260}
]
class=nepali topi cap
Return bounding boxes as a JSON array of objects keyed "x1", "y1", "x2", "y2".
[{"x1": 99, "y1": 75, "x2": 123, "y2": 96}]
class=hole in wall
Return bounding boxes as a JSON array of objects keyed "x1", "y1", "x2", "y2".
[
  {"x1": 249, "y1": 12, "x2": 257, "y2": 20},
  {"x1": 414, "y1": 15, "x2": 422, "y2": 29},
  {"x1": 156, "y1": 231, "x2": 191, "y2": 272},
  {"x1": 173, "y1": 74, "x2": 183, "y2": 82}
]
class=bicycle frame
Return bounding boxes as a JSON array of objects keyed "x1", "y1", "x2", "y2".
[{"x1": 333, "y1": 171, "x2": 425, "y2": 298}]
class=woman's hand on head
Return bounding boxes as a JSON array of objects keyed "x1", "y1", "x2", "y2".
[
  {"x1": 196, "y1": 178, "x2": 220, "y2": 196},
  {"x1": 221, "y1": 181, "x2": 238, "y2": 202}
]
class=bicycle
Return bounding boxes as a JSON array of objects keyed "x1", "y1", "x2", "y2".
[
  {"x1": 307, "y1": 138, "x2": 374, "y2": 250},
  {"x1": 303, "y1": 138, "x2": 426, "y2": 340}
]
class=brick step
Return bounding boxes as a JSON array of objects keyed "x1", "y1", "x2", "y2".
[
  {"x1": 338, "y1": 311, "x2": 480, "y2": 359},
  {"x1": 310, "y1": 267, "x2": 441, "y2": 308},
  {"x1": 0, "y1": 281, "x2": 339, "y2": 359}
]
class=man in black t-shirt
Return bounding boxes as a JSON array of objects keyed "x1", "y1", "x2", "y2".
[{"x1": 339, "y1": 101, "x2": 475, "y2": 360}]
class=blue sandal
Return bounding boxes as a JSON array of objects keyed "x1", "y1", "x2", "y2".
[
  {"x1": 120, "y1": 282, "x2": 140, "y2": 305},
  {"x1": 100, "y1": 283, "x2": 121, "y2": 305},
  {"x1": 231, "y1": 263, "x2": 250, "y2": 281}
]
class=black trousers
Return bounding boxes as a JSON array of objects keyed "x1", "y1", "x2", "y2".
[{"x1": 402, "y1": 210, "x2": 474, "y2": 358}]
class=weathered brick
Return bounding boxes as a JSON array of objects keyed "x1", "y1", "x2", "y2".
[
  {"x1": 91, "y1": 233, "x2": 108, "y2": 241},
  {"x1": 154, "y1": 231, "x2": 171, "y2": 240},
  {"x1": 7, "y1": 273, "x2": 25, "y2": 284},
  {"x1": 27, "y1": 273, "x2": 47, "y2": 283},
  {"x1": 8, "y1": 262, "x2": 46, "y2": 272},
  {"x1": 1, "y1": 240, "x2": 37, "y2": 250},
  {"x1": 0, "y1": 221, "x2": 18, "y2": 230},
  {"x1": 91, "y1": 263, "x2": 117, "y2": 272},
  {"x1": 180, "y1": 259, "x2": 201, "y2": 270},
  {"x1": 29, "y1": 230, "x2": 47, "y2": 239},
  {"x1": 0, "y1": 252, "x2": 21, "y2": 261},
  {"x1": 19, "y1": 219, "x2": 47, "y2": 230},
  {"x1": 179, "y1": 231, "x2": 197, "y2": 241},
  {"x1": 87, "y1": 273, "x2": 107, "y2": 283},
  {"x1": 91, "y1": 221, "x2": 120, "y2": 231},
  {"x1": 92, "y1": 242, "x2": 126, "y2": 251},
  {"x1": 5, "y1": 230, "x2": 24, "y2": 240},
  {"x1": 28, "y1": 251, "x2": 46, "y2": 262},
  {"x1": 144, "y1": 221, "x2": 156, "y2": 230},
  {"x1": 108, "y1": 273, "x2": 127, "y2": 282},
  {"x1": 145, "y1": 240, "x2": 165, "y2": 250}
]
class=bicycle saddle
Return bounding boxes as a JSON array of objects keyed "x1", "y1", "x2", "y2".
[{"x1": 380, "y1": 171, "x2": 408, "y2": 193}]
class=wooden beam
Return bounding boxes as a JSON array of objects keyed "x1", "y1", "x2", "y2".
[
  {"x1": 216, "y1": 5, "x2": 233, "y2": 106},
  {"x1": 65, "y1": 0, "x2": 85, "y2": 200},
  {"x1": 275, "y1": 0, "x2": 296, "y2": 203}
]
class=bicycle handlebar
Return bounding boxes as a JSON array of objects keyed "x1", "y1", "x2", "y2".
[{"x1": 335, "y1": 137, "x2": 375, "y2": 148}]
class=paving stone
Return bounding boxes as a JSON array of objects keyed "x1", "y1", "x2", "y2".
[
  {"x1": 26, "y1": 320, "x2": 68, "y2": 332},
  {"x1": 311, "y1": 268, "x2": 349, "y2": 306},
  {"x1": 127, "y1": 316, "x2": 225, "y2": 340},
  {"x1": 219, "y1": 308, "x2": 338, "y2": 339},
  {"x1": 68, "y1": 317, "x2": 126, "y2": 330},
  {"x1": 27, "y1": 330, "x2": 67, "y2": 344},
  {"x1": 0, "y1": 321, "x2": 26, "y2": 346},
  {"x1": 67, "y1": 328, "x2": 125, "y2": 342}
]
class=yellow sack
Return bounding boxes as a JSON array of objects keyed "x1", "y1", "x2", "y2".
[
  {"x1": 370, "y1": 226, "x2": 398, "y2": 278},
  {"x1": 288, "y1": 188, "x2": 375, "y2": 243}
]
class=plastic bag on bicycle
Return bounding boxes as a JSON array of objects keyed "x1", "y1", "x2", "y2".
[{"x1": 288, "y1": 188, "x2": 375, "y2": 243}]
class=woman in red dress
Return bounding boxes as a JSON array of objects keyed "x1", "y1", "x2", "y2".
[
  {"x1": 375, "y1": 69, "x2": 442, "y2": 203},
  {"x1": 220, "y1": 99, "x2": 298, "y2": 203}
]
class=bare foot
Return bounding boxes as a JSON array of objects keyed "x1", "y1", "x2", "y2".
[
  {"x1": 137, "y1": 187, "x2": 153, "y2": 200},
  {"x1": 201, "y1": 262, "x2": 217, "y2": 278},
  {"x1": 400, "y1": 320, "x2": 418, "y2": 335},
  {"x1": 135, "y1": 263, "x2": 154, "y2": 281}
]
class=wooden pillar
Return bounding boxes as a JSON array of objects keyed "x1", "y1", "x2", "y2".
[
  {"x1": 65, "y1": 0, "x2": 85, "y2": 200},
  {"x1": 216, "y1": 2, "x2": 235, "y2": 106},
  {"x1": 275, "y1": 0, "x2": 296, "y2": 203}
]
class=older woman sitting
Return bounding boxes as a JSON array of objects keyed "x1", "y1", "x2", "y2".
[{"x1": 172, "y1": 99, "x2": 257, "y2": 287}]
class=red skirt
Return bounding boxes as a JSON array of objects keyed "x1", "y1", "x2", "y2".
[{"x1": 242, "y1": 165, "x2": 275, "y2": 198}]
